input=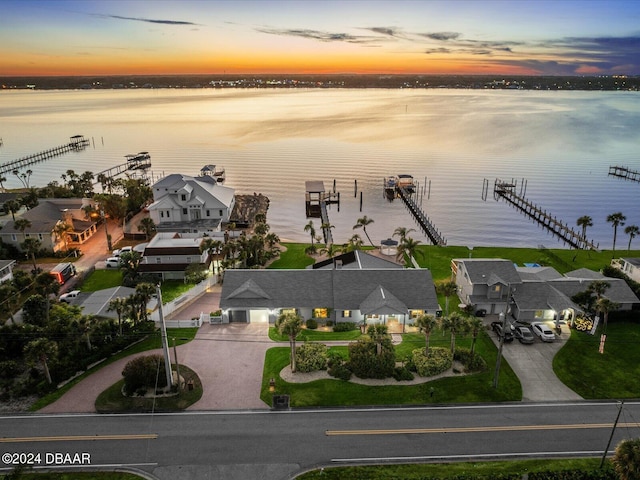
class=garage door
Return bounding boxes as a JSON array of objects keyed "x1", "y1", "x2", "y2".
[
  {"x1": 229, "y1": 310, "x2": 248, "y2": 323},
  {"x1": 249, "y1": 309, "x2": 269, "y2": 323}
]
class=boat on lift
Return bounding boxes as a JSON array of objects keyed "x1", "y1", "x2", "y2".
[{"x1": 199, "y1": 164, "x2": 225, "y2": 183}]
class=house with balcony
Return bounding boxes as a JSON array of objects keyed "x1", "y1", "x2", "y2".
[
  {"x1": 611, "y1": 257, "x2": 640, "y2": 283},
  {"x1": 137, "y1": 232, "x2": 212, "y2": 280},
  {"x1": 147, "y1": 173, "x2": 235, "y2": 234},
  {"x1": 0, "y1": 198, "x2": 98, "y2": 252},
  {"x1": 0, "y1": 260, "x2": 16, "y2": 284}
]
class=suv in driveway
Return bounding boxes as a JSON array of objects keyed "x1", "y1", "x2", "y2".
[
  {"x1": 491, "y1": 321, "x2": 514, "y2": 342},
  {"x1": 531, "y1": 322, "x2": 555, "y2": 342}
]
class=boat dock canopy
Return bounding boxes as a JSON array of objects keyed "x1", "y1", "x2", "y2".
[{"x1": 305, "y1": 180, "x2": 325, "y2": 193}]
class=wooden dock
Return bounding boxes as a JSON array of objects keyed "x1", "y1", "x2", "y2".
[
  {"x1": 493, "y1": 179, "x2": 599, "y2": 250},
  {"x1": 396, "y1": 186, "x2": 446, "y2": 246},
  {"x1": 609, "y1": 165, "x2": 640, "y2": 183},
  {"x1": 305, "y1": 180, "x2": 340, "y2": 245},
  {"x1": 94, "y1": 152, "x2": 152, "y2": 187},
  {"x1": 0, "y1": 135, "x2": 90, "y2": 176}
]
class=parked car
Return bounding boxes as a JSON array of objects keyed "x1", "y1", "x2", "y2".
[
  {"x1": 531, "y1": 322, "x2": 555, "y2": 342},
  {"x1": 105, "y1": 257, "x2": 121, "y2": 268},
  {"x1": 112, "y1": 246, "x2": 133, "y2": 257},
  {"x1": 59, "y1": 290, "x2": 81, "y2": 303},
  {"x1": 491, "y1": 321, "x2": 514, "y2": 342},
  {"x1": 514, "y1": 326, "x2": 535, "y2": 344}
]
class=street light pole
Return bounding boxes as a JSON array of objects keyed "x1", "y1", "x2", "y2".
[{"x1": 156, "y1": 284, "x2": 173, "y2": 390}]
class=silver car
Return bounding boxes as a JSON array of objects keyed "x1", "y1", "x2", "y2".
[{"x1": 531, "y1": 322, "x2": 555, "y2": 342}]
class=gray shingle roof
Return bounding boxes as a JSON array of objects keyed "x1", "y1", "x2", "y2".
[
  {"x1": 220, "y1": 268, "x2": 439, "y2": 311},
  {"x1": 457, "y1": 259, "x2": 522, "y2": 286}
]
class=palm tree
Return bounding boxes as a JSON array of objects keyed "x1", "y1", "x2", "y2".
[
  {"x1": 13, "y1": 217, "x2": 31, "y2": 241},
  {"x1": 135, "y1": 282, "x2": 156, "y2": 322},
  {"x1": 107, "y1": 297, "x2": 127, "y2": 335},
  {"x1": 319, "y1": 243, "x2": 342, "y2": 258},
  {"x1": 21, "y1": 237, "x2": 41, "y2": 272},
  {"x1": 24, "y1": 338, "x2": 58, "y2": 384},
  {"x1": 0, "y1": 284, "x2": 20, "y2": 324},
  {"x1": 35, "y1": 272, "x2": 60, "y2": 324},
  {"x1": 345, "y1": 234, "x2": 363, "y2": 252},
  {"x1": 396, "y1": 237, "x2": 422, "y2": 266},
  {"x1": 304, "y1": 221, "x2": 316, "y2": 246},
  {"x1": 612, "y1": 438, "x2": 640, "y2": 480},
  {"x1": 0, "y1": 174, "x2": 6, "y2": 192},
  {"x1": 441, "y1": 312, "x2": 469, "y2": 353},
  {"x1": 53, "y1": 221, "x2": 74, "y2": 251},
  {"x1": 624, "y1": 225, "x2": 639, "y2": 252},
  {"x1": 588, "y1": 280, "x2": 611, "y2": 299},
  {"x1": 137, "y1": 217, "x2": 156, "y2": 241},
  {"x1": 437, "y1": 280, "x2": 459, "y2": 317},
  {"x1": 576, "y1": 215, "x2": 593, "y2": 247},
  {"x1": 5, "y1": 199, "x2": 20, "y2": 221},
  {"x1": 353, "y1": 216, "x2": 375, "y2": 247},
  {"x1": 607, "y1": 212, "x2": 626, "y2": 255},
  {"x1": 467, "y1": 316, "x2": 484, "y2": 356},
  {"x1": 414, "y1": 314, "x2": 438, "y2": 355},
  {"x1": 393, "y1": 226, "x2": 415, "y2": 243},
  {"x1": 276, "y1": 311, "x2": 304, "y2": 372},
  {"x1": 595, "y1": 297, "x2": 619, "y2": 332}
]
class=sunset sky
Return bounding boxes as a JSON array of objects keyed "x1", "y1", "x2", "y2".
[{"x1": 1, "y1": 0, "x2": 639, "y2": 76}]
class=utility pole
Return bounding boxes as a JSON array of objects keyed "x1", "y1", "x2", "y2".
[
  {"x1": 600, "y1": 400, "x2": 624, "y2": 468},
  {"x1": 156, "y1": 285, "x2": 173, "y2": 390},
  {"x1": 493, "y1": 284, "x2": 512, "y2": 389},
  {"x1": 173, "y1": 337, "x2": 181, "y2": 390}
]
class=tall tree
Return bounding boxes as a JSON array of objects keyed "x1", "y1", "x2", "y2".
[
  {"x1": 467, "y1": 316, "x2": 484, "y2": 356},
  {"x1": 441, "y1": 312, "x2": 469, "y2": 353},
  {"x1": 414, "y1": 314, "x2": 438, "y2": 355},
  {"x1": 576, "y1": 215, "x2": 593, "y2": 247},
  {"x1": 134, "y1": 282, "x2": 156, "y2": 322},
  {"x1": 624, "y1": 225, "x2": 639, "y2": 252},
  {"x1": 396, "y1": 236, "x2": 422, "y2": 267},
  {"x1": 107, "y1": 297, "x2": 127, "y2": 335},
  {"x1": 137, "y1": 217, "x2": 157, "y2": 241},
  {"x1": 595, "y1": 297, "x2": 619, "y2": 332},
  {"x1": 13, "y1": 218, "x2": 31, "y2": 241},
  {"x1": 5, "y1": 199, "x2": 21, "y2": 221},
  {"x1": 437, "y1": 281, "x2": 459, "y2": 317},
  {"x1": 353, "y1": 216, "x2": 375, "y2": 247},
  {"x1": 53, "y1": 221, "x2": 74, "y2": 251},
  {"x1": 0, "y1": 284, "x2": 20, "y2": 324},
  {"x1": 35, "y1": 272, "x2": 60, "y2": 324},
  {"x1": 21, "y1": 237, "x2": 41, "y2": 272},
  {"x1": 607, "y1": 212, "x2": 627, "y2": 255},
  {"x1": 304, "y1": 220, "x2": 316, "y2": 247},
  {"x1": 276, "y1": 311, "x2": 304, "y2": 372},
  {"x1": 24, "y1": 338, "x2": 58, "y2": 384},
  {"x1": 393, "y1": 226, "x2": 415, "y2": 243}
]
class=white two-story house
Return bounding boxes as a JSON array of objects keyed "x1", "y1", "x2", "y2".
[
  {"x1": 147, "y1": 173, "x2": 235, "y2": 234},
  {"x1": 137, "y1": 232, "x2": 212, "y2": 280}
]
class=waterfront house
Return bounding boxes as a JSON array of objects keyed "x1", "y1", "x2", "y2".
[
  {"x1": 0, "y1": 198, "x2": 98, "y2": 252},
  {"x1": 147, "y1": 173, "x2": 235, "y2": 234},
  {"x1": 611, "y1": 257, "x2": 640, "y2": 283},
  {"x1": 220, "y1": 262, "x2": 440, "y2": 328},
  {"x1": 137, "y1": 232, "x2": 212, "y2": 281}
]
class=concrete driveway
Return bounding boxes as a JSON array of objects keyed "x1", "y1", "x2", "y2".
[{"x1": 485, "y1": 318, "x2": 582, "y2": 402}]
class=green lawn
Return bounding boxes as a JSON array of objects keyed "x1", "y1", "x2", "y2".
[
  {"x1": 268, "y1": 243, "x2": 315, "y2": 269},
  {"x1": 553, "y1": 321, "x2": 640, "y2": 398},
  {"x1": 160, "y1": 279, "x2": 197, "y2": 303},
  {"x1": 297, "y1": 458, "x2": 613, "y2": 479},
  {"x1": 260, "y1": 330, "x2": 521, "y2": 407},
  {"x1": 78, "y1": 269, "x2": 123, "y2": 291}
]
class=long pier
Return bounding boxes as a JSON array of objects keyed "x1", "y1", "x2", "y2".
[
  {"x1": 305, "y1": 180, "x2": 340, "y2": 245},
  {"x1": 0, "y1": 135, "x2": 90, "y2": 176},
  {"x1": 493, "y1": 179, "x2": 599, "y2": 250},
  {"x1": 396, "y1": 186, "x2": 446, "y2": 246},
  {"x1": 609, "y1": 165, "x2": 640, "y2": 183}
]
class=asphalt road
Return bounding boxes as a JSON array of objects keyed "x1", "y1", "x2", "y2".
[{"x1": 2, "y1": 401, "x2": 638, "y2": 480}]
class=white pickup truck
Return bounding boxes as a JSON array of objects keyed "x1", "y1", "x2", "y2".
[{"x1": 59, "y1": 290, "x2": 81, "y2": 303}]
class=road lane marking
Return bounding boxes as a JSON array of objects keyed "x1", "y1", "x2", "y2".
[
  {"x1": 326, "y1": 422, "x2": 637, "y2": 436},
  {"x1": 0, "y1": 434, "x2": 158, "y2": 443},
  {"x1": 331, "y1": 450, "x2": 605, "y2": 463}
]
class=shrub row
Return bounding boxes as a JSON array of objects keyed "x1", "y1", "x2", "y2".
[
  {"x1": 295, "y1": 342, "x2": 327, "y2": 373},
  {"x1": 332, "y1": 322, "x2": 358, "y2": 332},
  {"x1": 412, "y1": 347, "x2": 452, "y2": 377}
]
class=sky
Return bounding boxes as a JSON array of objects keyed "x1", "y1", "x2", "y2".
[{"x1": 1, "y1": 0, "x2": 639, "y2": 77}]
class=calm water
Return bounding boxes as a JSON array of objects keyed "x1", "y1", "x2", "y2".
[{"x1": 1, "y1": 88, "x2": 639, "y2": 249}]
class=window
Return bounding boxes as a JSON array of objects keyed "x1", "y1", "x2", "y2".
[
  {"x1": 38, "y1": 234, "x2": 43, "y2": 240},
  {"x1": 280, "y1": 308, "x2": 296, "y2": 316},
  {"x1": 181, "y1": 194, "x2": 186, "y2": 201},
  {"x1": 410, "y1": 310, "x2": 424, "y2": 318},
  {"x1": 166, "y1": 210, "x2": 170, "y2": 218},
  {"x1": 182, "y1": 208, "x2": 187, "y2": 215},
  {"x1": 11, "y1": 234, "x2": 16, "y2": 241},
  {"x1": 342, "y1": 310, "x2": 351, "y2": 318},
  {"x1": 155, "y1": 257, "x2": 162, "y2": 264},
  {"x1": 313, "y1": 308, "x2": 329, "y2": 318},
  {"x1": 206, "y1": 210, "x2": 210, "y2": 217},
  {"x1": 160, "y1": 211, "x2": 164, "y2": 218}
]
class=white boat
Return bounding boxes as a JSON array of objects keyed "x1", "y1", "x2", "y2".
[
  {"x1": 396, "y1": 174, "x2": 415, "y2": 191},
  {"x1": 200, "y1": 164, "x2": 225, "y2": 183}
]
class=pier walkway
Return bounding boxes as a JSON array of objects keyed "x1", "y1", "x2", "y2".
[
  {"x1": 493, "y1": 179, "x2": 599, "y2": 250},
  {"x1": 93, "y1": 152, "x2": 151, "y2": 188},
  {"x1": 609, "y1": 165, "x2": 640, "y2": 183},
  {"x1": 397, "y1": 186, "x2": 446, "y2": 246},
  {"x1": 305, "y1": 181, "x2": 339, "y2": 245},
  {"x1": 0, "y1": 135, "x2": 90, "y2": 176}
]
